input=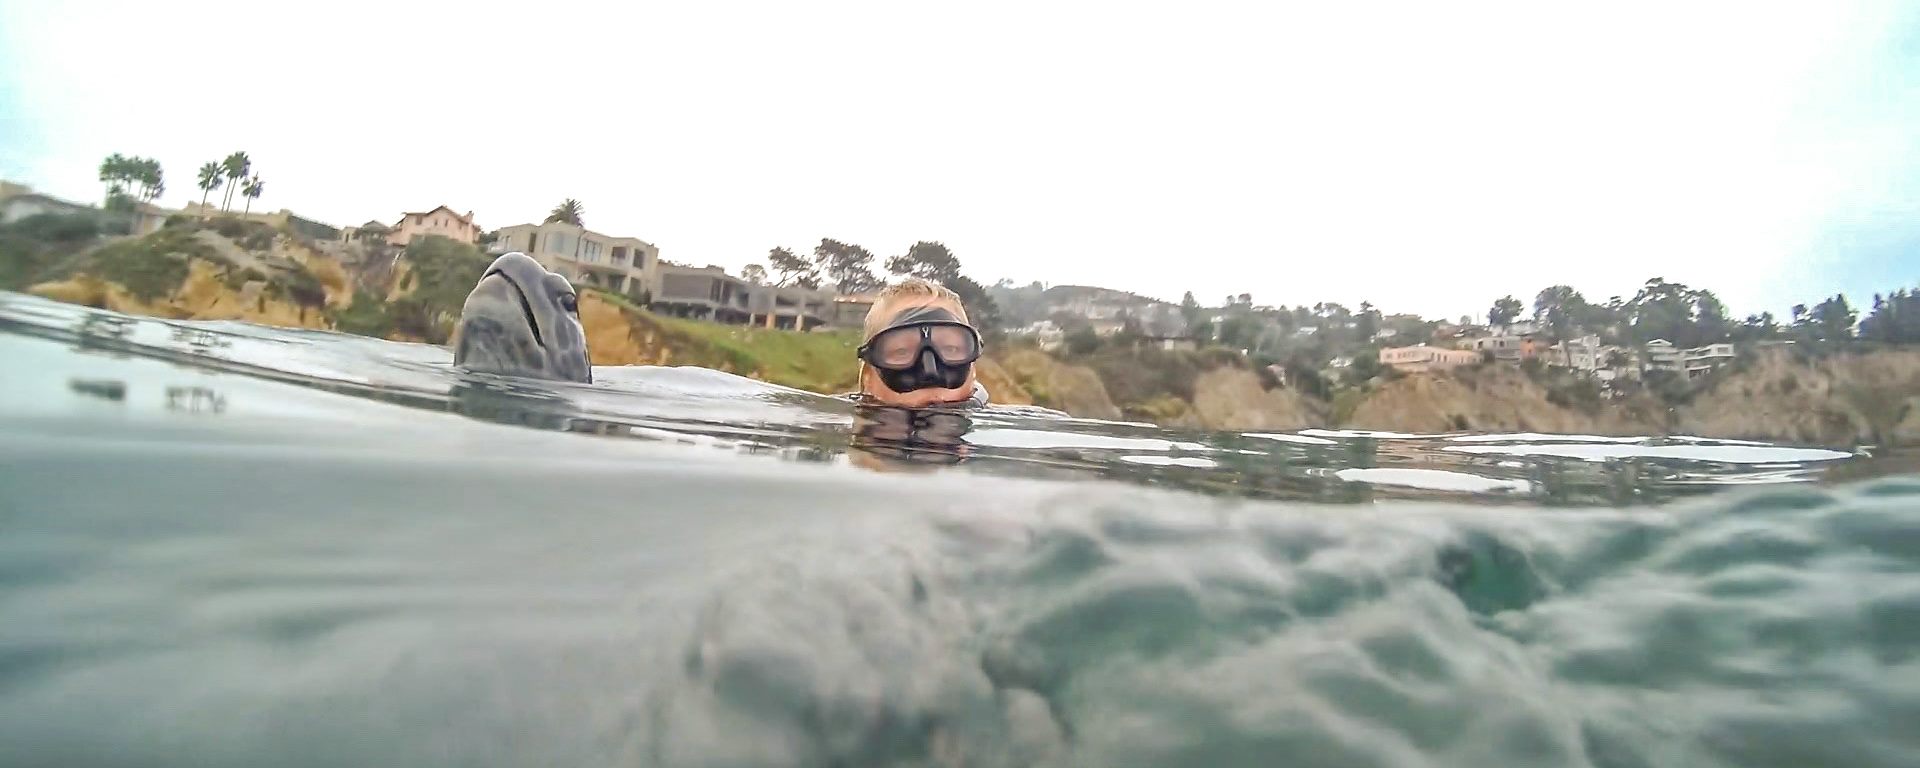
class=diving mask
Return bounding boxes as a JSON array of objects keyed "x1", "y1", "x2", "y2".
[{"x1": 857, "y1": 305, "x2": 982, "y2": 393}]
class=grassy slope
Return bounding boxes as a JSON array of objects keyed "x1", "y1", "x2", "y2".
[{"x1": 586, "y1": 288, "x2": 863, "y2": 393}]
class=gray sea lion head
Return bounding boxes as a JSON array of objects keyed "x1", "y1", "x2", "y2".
[{"x1": 453, "y1": 252, "x2": 592, "y2": 383}]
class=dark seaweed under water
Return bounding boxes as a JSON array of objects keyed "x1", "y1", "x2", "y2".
[{"x1": 0, "y1": 291, "x2": 1916, "y2": 767}]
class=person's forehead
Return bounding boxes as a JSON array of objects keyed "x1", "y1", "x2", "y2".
[
  {"x1": 878, "y1": 296, "x2": 964, "y2": 322},
  {"x1": 883, "y1": 297, "x2": 960, "y2": 314}
]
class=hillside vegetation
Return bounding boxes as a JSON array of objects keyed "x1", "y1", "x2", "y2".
[
  {"x1": 9, "y1": 212, "x2": 1918, "y2": 446},
  {"x1": 578, "y1": 290, "x2": 866, "y2": 393}
]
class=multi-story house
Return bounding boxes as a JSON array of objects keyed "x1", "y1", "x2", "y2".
[
  {"x1": 1682, "y1": 343, "x2": 1737, "y2": 379},
  {"x1": 653, "y1": 263, "x2": 753, "y2": 323},
  {"x1": 387, "y1": 206, "x2": 480, "y2": 246},
  {"x1": 491, "y1": 221, "x2": 658, "y2": 300}
]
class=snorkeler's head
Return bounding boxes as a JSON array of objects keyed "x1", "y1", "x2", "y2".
[{"x1": 858, "y1": 279, "x2": 981, "y2": 407}]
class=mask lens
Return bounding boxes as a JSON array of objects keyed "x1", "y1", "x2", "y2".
[
  {"x1": 872, "y1": 327, "x2": 925, "y2": 369},
  {"x1": 927, "y1": 325, "x2": 979, "y2": 364}
]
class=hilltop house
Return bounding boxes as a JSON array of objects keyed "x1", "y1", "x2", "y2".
[
  {"x1": 1380, "y1": 345, "x2": 1480, "y2": 374},
  {"x1": 828, "y1": 293, "x2": 879, "y2": 330},
  {"x1": 1549, "y1": 335, "x2": 1635, "y2": 382},
  {"x1": 387, "y1": 206, "x2": 479, "y2": 246},
  {"x1": 3, "y1": 180, "x2": 168, "y2": 235},
  {"x1": 1468, "y1": 334, "x2": 1546, "y2": 362},
  {"x1": 1643, "y1": 340, "x2": 1682, "y2": 372},
  {"x1": 0, "y1": 181, "x2": 92, "y2": 223},
  {"x1": 492, "y1": 221, "x2": 659, "y2": 300},
  {"x1": 653, "y1": 266, "x2": 869, "y2": 331},
  {"x1": 653, "y1": 264, "x2": 753, "y2": 324},
  {"x1": 1682, "y1": 343, "x2": 1736, "y2": 379}
]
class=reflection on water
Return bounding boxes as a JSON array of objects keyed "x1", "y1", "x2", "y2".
[
  {"x1": 67, "y1": 378, "x2": 126, "y2": 402},
  {"x1": 0, "y1": 290, "x2": 1881, "y2": 506},
  {"x1": 851, "y1": 405, "x2": 975, "y2": 468},
  {"x1": 2, "y1": 290, "x2": 1918, "y2": 768}
]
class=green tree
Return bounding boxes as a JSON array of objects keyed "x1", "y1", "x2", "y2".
[
  {"x1": 1355, "y1": 300, "x2": 1381, "y2": 341},
  {"x1": 1488, "y1": 295, "x2": 1524, "y2": 326},
  {"x1": 1626, "y1": 277, "x2": 1696, "y2": 345},
  {"x1": 240, "y1": 175, "x2": 264, "y2": 215},
  {"x1": 97, "y1": 153, "x2": 132, "y2": 203},
  {"x1": 1217, "y1": 313, "x2": 1260, "y2": 351},
  {"x1": 545, "y1": 198, "x2": 584, "y2": 226},
  {"x1": 220, "y1": 151, "x2": 251, "y2": 213},
  {"x1": 1733, "y1": 312, "x2": 1778, "y2": 343},
  {"x1": 884, "y1": 241, "x2": 961, "y2": 282},
  {"x1": 132, "y1": 158, "x2": 163, "y2": 204},
  {"x1": 1345, "y1": 351, "x2": 1382, "y2": 386},
  {"x1": 1860, "y1": 288, "x2": 1919, "y2": 343},
  {"x1": 1065, "y1": 325, "x2": 1101, "y2": 355},
  {"x1": 812, "y1": 238, "x2": 880, "y2": 294},
  {"x1": 1532, "y1": 285, "x2": 1588, "y2": 341},
  {"x1": 740, "y1": 263, "x2": 768, "y2": 285},
  {"x1": 767, "y1": 246, "x2": 816, "y2": 287},
  {"x1": 1179, "y1": 291, "x2": 1202, "y2": 330},
  {"x1": 1811, "y1": 294, "x2": 1857, "y2": 341},
  {"x1": 195, "y1": 162, "x2": 224, "y2": 213},
  {"x1": 1692, "y1": 289, "x2": 1731, "y2": 343}
]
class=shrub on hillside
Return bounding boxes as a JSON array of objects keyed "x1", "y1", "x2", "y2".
[
  {"x1": 1544, "y1": 376, "x2": 1604, "y2": 414},
  {"x1": 330, "y1": 289, "x2": 394, "y2": 338},
  {"x1": 1064, "y1": 326, "x2": 1101, "y2": 355},
  {"x1": 282, "y1": 269, "x2": 327, "y2": 308},
  {"x1": 208, "y1": 217, "x2": 278, "y2": 251},
  {"x1": 400, "y1": 235, "x2": 492, "y2": 315},
  {"x1": 389, "y1": 296, "x2": 437, "y2": 341},
  {"x1": 87, "y1": 227, "x2": 211, "y2": 301}
]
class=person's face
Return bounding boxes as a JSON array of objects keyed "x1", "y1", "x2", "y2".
[{"x1": 860, "y1": 297, "x2": 979, "y2": 407}]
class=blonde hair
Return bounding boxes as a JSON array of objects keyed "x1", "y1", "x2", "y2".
[{"x1": 862, "y1": 278, "x2": 968, "y2": 340}]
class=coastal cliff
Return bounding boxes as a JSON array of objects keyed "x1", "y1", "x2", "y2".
[
  {"x1": 1343, "y1": 365, "x2": 1670, "y2": 435},
  {"x1": 1680, "y1": 347, "x2": 1920, "y2": 446},
  {"x1": 6, "y1": 218, "x2": 1916, "y2": 446}
]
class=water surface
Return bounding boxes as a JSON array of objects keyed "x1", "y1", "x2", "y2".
[{"x1": 1, "y1": 292, "x2": 1914, "y2": 767}]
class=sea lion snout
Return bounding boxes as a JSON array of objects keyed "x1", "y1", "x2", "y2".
[{"x1": 453, "y1": 252, "x2": 592, "y2": 383}]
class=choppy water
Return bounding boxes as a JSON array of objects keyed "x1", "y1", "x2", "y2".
[{"x1": 0, "y1": 291, "x2": 1915, "y2": 767}]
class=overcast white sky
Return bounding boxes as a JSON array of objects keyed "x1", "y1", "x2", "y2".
[{"x1": 2, "y1": 1, "x2": 1914, "y2": 320}]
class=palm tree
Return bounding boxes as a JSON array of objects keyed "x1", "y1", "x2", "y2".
[
  {"x1": 196, "y1": 162, "x2": 224, "y2": 214},
  {"x1": 98, "y1": 153, "x2": 130, "y2": 203},
  {"x1": 241, "y1": 175, "x2": 264, "y2": 215},
  {"x1": 220, "y1": 151, "x2": 251, "y2": 213},
  {"x1": 134, "y1": 158, "x2": 163, "y2": 204},
  {"x1": 545, "y1": 198, "x2": 584, "y2": 226}
]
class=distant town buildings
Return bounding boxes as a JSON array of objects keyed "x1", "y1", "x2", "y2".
[
  {"x1": 1016, "y1": 320, "x2": 1067, "y2": 351},
  {"x1": 1543, "y1": 335, "x2": 1738, "y2": 384},
  {"x1": 1040, "y1": 285, "x2": 1189, "y2": 338}
]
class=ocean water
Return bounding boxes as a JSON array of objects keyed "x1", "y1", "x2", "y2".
[{"x1": 0, "y1": 290, "x2": 1915, "y2": 767}]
